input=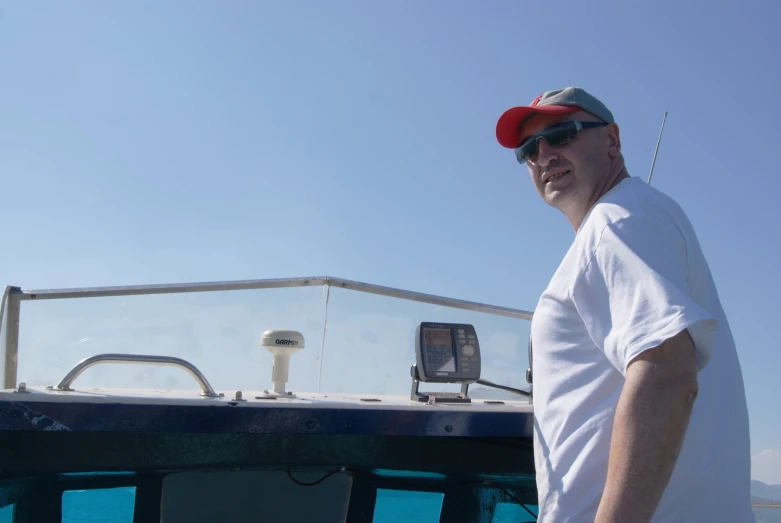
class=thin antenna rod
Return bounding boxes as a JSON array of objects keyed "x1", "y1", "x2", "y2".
[{"x1": 648, "y1": 111, "x2": 668, "y2": 184}]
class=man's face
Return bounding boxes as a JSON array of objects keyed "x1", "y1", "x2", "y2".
[{"x1": 520, "y1": 110, "x2": 618, "y2": 219}]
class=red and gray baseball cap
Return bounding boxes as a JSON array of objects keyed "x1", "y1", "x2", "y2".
[{"x1": 495, "y1": 87, "x2": 615, "y2": 149}]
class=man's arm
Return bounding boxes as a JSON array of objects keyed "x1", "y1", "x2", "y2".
[{"x1": 594, "y1": 328, "x2": 699, "y2": 523}]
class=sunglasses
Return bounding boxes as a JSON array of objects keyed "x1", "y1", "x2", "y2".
[{"x1": 515, "y1": 120, "x2": 608, "y2": 164}]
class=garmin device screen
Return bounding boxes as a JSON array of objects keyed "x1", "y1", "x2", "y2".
[{"x1": 416, "y1": 322, "x2": 481, "y2": 382}]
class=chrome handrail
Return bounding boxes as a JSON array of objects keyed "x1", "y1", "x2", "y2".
[{"x1": 53, "y1": 353, "x2": 223, "y2": 398}]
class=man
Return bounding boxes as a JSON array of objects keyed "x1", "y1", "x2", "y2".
[{"x1": 495, "y1": 87, "x2": 754, "y2": 522}]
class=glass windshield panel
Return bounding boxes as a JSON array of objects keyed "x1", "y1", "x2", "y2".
[{"x1": 11, "y1": 282, "x2": 529, "y2": 398}]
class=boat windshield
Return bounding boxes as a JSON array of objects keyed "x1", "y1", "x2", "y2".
[{"x1": 1, "y1": 277, "x2": 532, "y2": 400}]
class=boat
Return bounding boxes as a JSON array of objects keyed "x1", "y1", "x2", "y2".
[{"x1": 0, "y1": 276, "x2": 538, "y2": 522}]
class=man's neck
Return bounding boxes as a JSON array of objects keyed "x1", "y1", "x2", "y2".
[{"x1": 567, "y1": 168, "x2": 631, "y2": 232}]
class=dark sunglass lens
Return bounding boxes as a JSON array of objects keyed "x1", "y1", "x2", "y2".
[
  {"x1": 515, "y1": 141, "x2": 536, "y2": 163},
  {"x1": 515, "y1": 121, "x2": 583, "y2": 164},
  {"x1": 542, "y1": 125, "x2": 578, "y2": 147}
]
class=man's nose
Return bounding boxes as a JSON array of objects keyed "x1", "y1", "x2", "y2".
[{"x1": 534, "y1": 138, "x2": 559, "y2": 166}]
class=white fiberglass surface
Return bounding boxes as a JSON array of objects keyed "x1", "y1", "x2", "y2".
[{"x1": 11, "y1": 284, "x2": 530, "y2": 399}]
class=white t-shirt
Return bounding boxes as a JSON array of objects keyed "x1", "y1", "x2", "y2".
[{"x1": 530, "y1": 176, "x2": 754, "y2": 522}]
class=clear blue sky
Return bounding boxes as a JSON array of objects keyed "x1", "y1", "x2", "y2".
[{"x1": 1, "y1": 1, "x2": 779, "y2": 482}]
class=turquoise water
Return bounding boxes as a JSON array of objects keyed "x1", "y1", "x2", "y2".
[
  {"x1": 374, "y1": 490, "x2": 445, "y2": 522},
  {"x1": 0, "y1": 487, "x2": 137, "y2": 523},
  {"x1": 62, "y1": 487, "x2": 136, "y2": 523},
  {"x1": 0, "y1": 488, "x2": 774, "y2": 522}
]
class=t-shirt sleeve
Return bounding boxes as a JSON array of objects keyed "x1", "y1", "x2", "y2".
[{"x1": 571, "y1": 216, "x2": 717, "y2": 376}]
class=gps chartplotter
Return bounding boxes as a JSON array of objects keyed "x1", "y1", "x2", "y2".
[
  {"x1": 415, "y1": 322, "x2": 481, "y2": 382},
  {"x1": 411, "y1": 322, "x2": 481, "y2": 404}
]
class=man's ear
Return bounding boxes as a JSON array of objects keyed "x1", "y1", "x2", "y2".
[{"x1": 607, "y1": 123, "x2": 621, "y2": 158}]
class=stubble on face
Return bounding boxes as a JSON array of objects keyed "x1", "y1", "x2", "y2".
[{"x1": 519, "y1": 110, "x2": 627, "y2": 231}]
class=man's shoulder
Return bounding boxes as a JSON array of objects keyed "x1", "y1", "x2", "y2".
[
  {"x1": 567, "y1": 176, "x2": 699, "y2": 277},
  {"x1": 552, "y1": 177, "x2": 699, "y2": 291},
  {"x1": 582, "y1": 176, "x2": 692, "y2": 238}
]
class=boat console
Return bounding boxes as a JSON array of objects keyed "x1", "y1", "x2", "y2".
[{"x1": 0, "y1": 276, "x2": 537, "y2": 522}]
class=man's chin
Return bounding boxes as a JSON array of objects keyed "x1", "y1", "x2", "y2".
[{"x1": 543, "y1": 190, "x2": 569, "y2": 207}]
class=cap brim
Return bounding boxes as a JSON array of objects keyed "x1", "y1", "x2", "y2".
[{"x1": 495, "y1": 105, "x2": 579, "y2": 149}]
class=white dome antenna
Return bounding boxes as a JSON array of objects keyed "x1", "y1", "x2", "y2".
[{"x1": 260, "y1": 329, "x2": 305, "y2": 398}]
